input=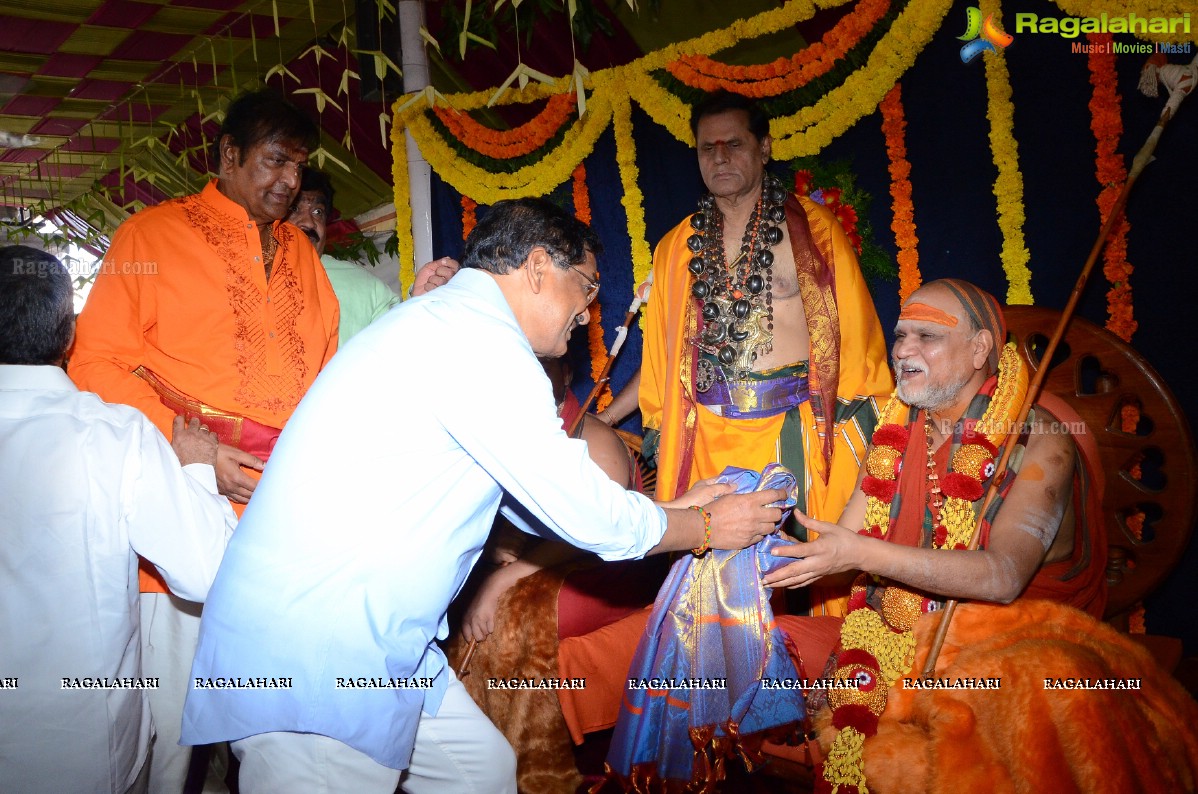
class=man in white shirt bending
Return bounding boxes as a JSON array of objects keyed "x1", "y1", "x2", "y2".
[
  {"x1": 0, "y1": 245, "x2": 237, "y2": 794},
  {"x1": 182, "y1": 198, "x2": 786, "y2": 793}
]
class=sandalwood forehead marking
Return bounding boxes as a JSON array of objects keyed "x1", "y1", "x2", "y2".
[{"x1": 899, "y1": 303, "x2": 959, "y2": 327}]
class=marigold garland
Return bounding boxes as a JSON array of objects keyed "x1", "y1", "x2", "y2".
[
  {"x1": 823, "y1": 344, "x2": 1027, "y2": 793},
  {"x1": 610, "y1": 87, "x2": 653, "y2": 302},
  {"x1": 980, "y1": 0, "x2": 1033, "y2": 306},
  {"x1": 1086, "y1": 33, "x2": 1137, "y2": 342},
  {"x1": 573, "y1": 162, "x2": 612, "y2": 412},
  {"x1": 390, "y1": 120, "x2": 416, "y2": 299},
  {"x1": 399, "y1": 87, "x2": 614, "y2": 205},
  {"x1": 879, "y1": 83, "x2": 921, "y2": 301},
  {"x1": 768, "y1": 0, "x2": 955, "y2": 159},
  {"x1": 461, "y1": 195, "x2": 477, "y2": 241},
  {"x1": 433, "y1": 93, "x2": 577, "y2": 160},
  {"x1": 666, "y1": 0, "x2": 890, "y2": 98}
]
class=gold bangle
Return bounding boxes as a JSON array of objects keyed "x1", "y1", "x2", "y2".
[{"x1": 690, "y1": 505, "x2": 712, "y2": 556}]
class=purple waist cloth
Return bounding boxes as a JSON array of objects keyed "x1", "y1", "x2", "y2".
[{"x1": 695, "y1": 361, "x2": 810, "y2": 419}]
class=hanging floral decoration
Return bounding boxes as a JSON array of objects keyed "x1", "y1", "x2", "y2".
[
  {"x1": 461, "y1": 195, "x2": 477, "y2": 241},
  {"x1": 390, "y1": 117, "x2": 415, "y2": 299},
  {"x1": 391, "y1": 0, "x2": 955, "y2": 284},
  {"x1": 665, "y1": 0, "x2": 892, "y2": 98},
  {"x1": 433, "y1": 93, "x2": 578, "y2": 161},
  {"x1": 1086, "y1": 32, "x2": 1137, "y2": 342},
  {"x1": 979, "y1": 0, "x2": 1033, "y2": 306},
  {"x1": 572, "y1": 162, "x2": 612, "y2": 412},
  {"x1": 879, "y1": 83, "x2": 921, "y2": 301}
]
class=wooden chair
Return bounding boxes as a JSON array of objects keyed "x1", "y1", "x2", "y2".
[{"x1": 1005, "y1": 306, "x2": 1197, "y2": 639}]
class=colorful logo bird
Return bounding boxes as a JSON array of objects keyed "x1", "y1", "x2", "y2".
[{"x1": 959, "y1": 7, "x2": 1014, "y2": 63}]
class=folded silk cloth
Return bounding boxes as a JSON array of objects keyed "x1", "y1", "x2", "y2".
[{"x1": 603, "y1": 463, "x2": 806, "y2": 791}]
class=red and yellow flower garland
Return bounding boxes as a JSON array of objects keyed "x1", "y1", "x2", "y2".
[
  {"x1": 666, "y1": 0, "x2": 890, "y2": 98},
  {"x1": 1086, "y1": 33, "x2": 1136, "y2": 343},
  {"x1": 822, "y1": 343, "x2": 1027, "y2": 793},
  {"x1": 433, "y1": 93, "x2": 577, "y2": 161},
  {"x1": 879, "y1": 83, "x2": 920, "y2": 301},
  {"x1": 393, "y1": 0, "x2": 954, "y2": 279},
  {"x1": 572, "y1": 163, "x2": 612, "y2": 411}
]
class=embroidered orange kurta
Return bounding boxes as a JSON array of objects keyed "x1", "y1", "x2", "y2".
[
  {"x1": 640, "y1": 196, "x2": 891, "y2": 580},
  {"x1": 69, "y1": 179, "x2": 339, "y2": 592}
]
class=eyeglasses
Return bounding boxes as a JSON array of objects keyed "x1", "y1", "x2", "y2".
[{"x1": 567, "y1": 264, "x2": 600, "y2": 305}]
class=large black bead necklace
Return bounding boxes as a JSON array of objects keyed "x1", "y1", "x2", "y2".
[{"x1": 686, "y1": 173, "x2": 787, "y2": 379}]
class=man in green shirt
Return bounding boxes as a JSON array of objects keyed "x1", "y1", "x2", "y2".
[{"x1": 289, "y1": 169, "x2": 459, "y2": 345}]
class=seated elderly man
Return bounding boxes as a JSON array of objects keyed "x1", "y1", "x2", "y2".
[{"x1": 764, "y1": 279, "x2": 1198, "y2": 793}]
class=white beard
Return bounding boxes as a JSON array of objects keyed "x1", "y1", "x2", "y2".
[{"x1": 895, "y1": 361, "x2": 973, "y2": 411}]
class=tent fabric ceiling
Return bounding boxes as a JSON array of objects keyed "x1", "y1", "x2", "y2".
[{"x1": 0, "y1": 0, "x2": 394, "y2": 220}]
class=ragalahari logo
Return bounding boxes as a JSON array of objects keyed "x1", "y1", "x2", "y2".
[{"x1": 959, "y1": 7, "x2": 1014, "y2": 63}]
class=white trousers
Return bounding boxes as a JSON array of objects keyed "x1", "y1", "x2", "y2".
[
  {"x1": 140, "y1": 591, "x2": 203, "y2": 794},
  {"x1": 232, "y1": 672, "x2": 516, "y2": 794}
]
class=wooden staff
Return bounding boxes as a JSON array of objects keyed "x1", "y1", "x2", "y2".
[
  {"x1": 920, "y1": 53, "x2": 1197, "y2": 678},
  {"x1": 459, "y1": 276, "x2": 653, "y2": 678},
  {"x1": 567, "y1": 274, "x2": 653, "y2": 436}
]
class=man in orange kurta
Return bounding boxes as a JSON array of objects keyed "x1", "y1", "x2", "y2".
[
  {"x1": 555, "y1": 93, "x2": 891, "y2": 744},
  {"x1": 69, "y1": 90, "x2": 338, "y2": 793}
]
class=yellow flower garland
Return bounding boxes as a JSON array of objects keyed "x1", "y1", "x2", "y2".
[
  {"x1": 824, "y1": 343, "x2": 1027, "y2": 793},
  {"x1": 609, "y1": 81, "x2": 654, "y2": 301},
  {"x1": 390, "y1": 119, "x2": 415, "y2": 300},
  {"x1": 402, "y1": 88, "x2": 614, "y2": 205},
  {"x1": 980, "y1": 0, "x2": 1034, "y2": 306}
]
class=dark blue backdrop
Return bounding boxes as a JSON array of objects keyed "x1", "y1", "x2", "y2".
[{"x1": 427, "y1": 0, "x2": 1198, "y2": 654}]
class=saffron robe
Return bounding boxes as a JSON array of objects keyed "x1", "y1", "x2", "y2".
[{"x1": 640, "y1": 195, "x2": 892, "y2": 616}]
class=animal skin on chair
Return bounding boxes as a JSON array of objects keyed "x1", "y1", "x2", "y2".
[
  {"x1": 815, "y1": 600, "x2": 1198, "y2": 793},
  {"x1": 446, "y1": 555, "x2": 669, "y2": 794},
  {"x1": 446, "y1": 561, "x2": 587, "y2": 794}
]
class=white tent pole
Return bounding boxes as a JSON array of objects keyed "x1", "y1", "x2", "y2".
[{"x1": 398, "y1": 0, "x2": 433, "y2": 268}]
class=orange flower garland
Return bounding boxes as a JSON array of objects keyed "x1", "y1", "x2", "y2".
[
  {"x1": 1086, "y1": 33, "x2": 1136, "y2": 342},
  {"x1": 433, "y1": 93, "x2": 577, "y2": 160},
  {"x1": 461, "y1": 195, "x2": 477, "y2": 241},
  {"x1": 667, "y1": 0, "x2": 890, "y2": 98},
  {"x1": 879, "y1": 83, "x2": 921, "y2": 302},
  {"x1": 573, "y1": 163, "x2": 611, "y2": 412}
]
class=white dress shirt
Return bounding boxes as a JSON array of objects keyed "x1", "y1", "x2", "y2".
[
  {"x1": 182, "y1": 268, "x2": 668, "y2": 769},
  {"x1": 0, "y1": 365, "x2": 236, "y2": 794}
]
